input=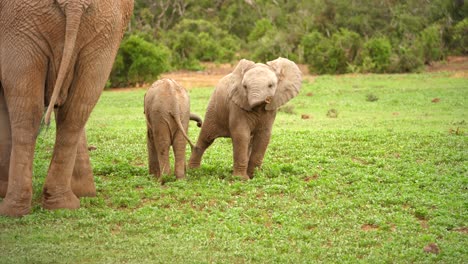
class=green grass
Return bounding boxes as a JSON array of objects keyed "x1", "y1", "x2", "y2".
[{"x1": 1, "y1": 72, "x2": 467, "y2": 263}]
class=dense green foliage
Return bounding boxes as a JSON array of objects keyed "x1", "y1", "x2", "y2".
[
  {"x1": 1, "y1": 73, "x2": 467, "y2": 262},
  {"x1": 110, "y1": 35, "x2": 171, "y2": 87},
  {"x1": 106, "y1": 0, "x2": 468, "y2": 86}
]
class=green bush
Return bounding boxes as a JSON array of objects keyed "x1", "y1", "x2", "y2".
[
  {"x1": 250, "y1": 30, "x2": 297, "y2": 62},
  {"x1": 451, "y1": 18, "x2": 468, "y2": 55},
  {"x1": 361, "y1": 36, "x2": 392, "y2": 73},
  {"x1": 163, "y1": 19, "x2": 240, "y2": 69},
  {"x1": 109, "y1": 35, "x2": 170, "y2": 87},
  {"x1": 302, "y1": 29, "x2": 362, "y2": 74},
  {"x1": 334, "y1": 28, "x2": 362, "y2": 63},
  {"x1": 248, "y1": 18, "x2": 274, "y2": 43},
  {"x1": 169, "y1": 31, "x2": 202, "y2": 70},
  {"x1": 389, "y1": 42, "x2": 424, "y2": 73},
  {"x1": 420, "y1": 24, "x2": 444, "y2": 63}
]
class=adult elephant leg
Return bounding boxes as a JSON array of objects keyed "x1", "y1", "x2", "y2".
[
  {"x1": 42, "y1": 104, "x2": 83, "y2": 210},
  {"x1": 0, "y1": 61, "x2": 45, "y2": 216},
  {"x1": 71, "y1": 129, "x2": 96, "y2": 197},
  {"x1": 42, "y1": 44, "x2": 115, "y2": 210},
  {"x1": 0, "y1": 85, "x2": 11, "y2": 198},
  {"x1": 173, "y1": 130, "x2": 187, "y2": 179},
  {"x1": 247, "y1": 129, "x2": 272, "y2": 179}
]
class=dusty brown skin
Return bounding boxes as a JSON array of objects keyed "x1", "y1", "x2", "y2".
[
  {"x1": 144, "y1": 79, "x2": 202, "y2": 180},
  {"x1": 189, "y1": 58, "x2": 302, "y2": 179},
  {"x1": 0, "y1": 0, "x2": 134, "y2": 216}
]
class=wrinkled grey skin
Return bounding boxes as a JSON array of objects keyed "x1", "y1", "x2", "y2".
[
  {"x1": 0, "y1": 0, "x2": 134, "y2": 216},
  {"x1": 189, "y1": 58, "x2": 302, "y2": 179},
  {"x1": 145, "y1": 79, "x2": 202, "y2": 180}
]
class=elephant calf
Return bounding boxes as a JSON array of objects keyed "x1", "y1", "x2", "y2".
[
  {"x1": 189, "y1": 57, "x2": 302, "y2": 179},
  {"x1": 144, "y1": 79, "x2": 202, "y2": 180}
]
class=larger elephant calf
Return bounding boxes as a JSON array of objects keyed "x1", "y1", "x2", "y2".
[{"x1": 189, "y1": 58, "x2": 302, "y2": 179}]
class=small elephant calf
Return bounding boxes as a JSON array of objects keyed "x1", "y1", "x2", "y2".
[
  {"x1": 189, "y1": 57, "x2": 302, "y2": 179},
  {"x1": 144, "y1": 79, "x2": 202, "y2": 179}
]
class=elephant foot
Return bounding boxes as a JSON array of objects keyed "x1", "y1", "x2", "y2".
[
  {"x1": 188, "y1": 149, "x2": 203, "y2": 169},
  {"x1": 247, "y1": 169, "x2": 257, "y2": 179},
  {"x1": 42, "y1": 188, "x2": 80, "y2": 211},
  {"x1": 188, "y1": 158, "x2": 201, "y2": 169},
  {"x1": 188, "y1": 163, "x2": 200, "y2": 169},
  {"x1": 0, "y1": 180, "x2": 7, "y2": 198},
  {"x1": 71, "y1": 176, "x2": 96, "y2": 197},
  {"x1": 175, "y1": 173, "x2": 186, "y2": 180},
  {"x1": 0, "y1": 197, "x2": 31, "y2": 217},
  {"x1": 233, "y1": 172, "x2": 250, "y2": 180}
]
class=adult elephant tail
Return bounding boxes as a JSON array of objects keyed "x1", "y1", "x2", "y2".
[{"x1": 44, "y1": 0, "x2": 92, "y2": 125}]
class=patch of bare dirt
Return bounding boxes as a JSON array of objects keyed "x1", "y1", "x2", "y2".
[
  {"x1": 109, "y1": 56, "x2": 467, "y2": 91},
  {"x1": 426, "y1": 56, "x2": 468, "y2": 78},
  {"x1": 361, "y1": 224, "x2": 379, "y2": 231},
  {"x1": 160, "y1": 62, "x2": 313, "y2": 89},
  {"x1": 452, "y1": 227, "x2": 468, "y2": 234},
  {"x1": 426, "y1": 56, "x2": 468, "y2": 73},
  {"x1": 161, "y1": 62, "x2": 236, "y2": 89}
]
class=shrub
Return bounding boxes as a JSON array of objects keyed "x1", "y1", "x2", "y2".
[
  {"x1": 361, "y1": 36, "x2": 392, "y2": 73},
  {"x1": 389, "y1": 41, "x2": 424, "y2": 73},
  {"x1": 248, "y1": 18, "x2": 274, "y2": 43},
  {"x1": 302, "y1": 29, "x2": 362, "y2": 74},
  {"x1": 451, "y1": 18, "x2": 468, "y2": 55},
  {"x1": 169, "y1": 31, "x2": 203, "y2": 70},
  {"x1": 109, "y1": 34, "x2": 170, "y2": 87},
  {"x1": 334, "y1": 29, "x2": 362, "y2": 63},
  {"x1": 163, "y1": 19, "x2": 240, "y2": 69},
  {"x1": 420, "y1": 24, "x2": 444, "y2": 63},
  {"x1": 250, "y1": 30, "x2": 297, "y2": 62}
]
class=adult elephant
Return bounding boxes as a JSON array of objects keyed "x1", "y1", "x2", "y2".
[
  {"x1": 0, "y1": 0, "x2": 134, "y2": 216},
  {"x1": 189, "y1": 58, "x2": 302, "y2": 180}
]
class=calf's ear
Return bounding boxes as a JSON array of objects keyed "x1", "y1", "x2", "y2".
[
  {"x1": 228, "y1": 59, "x2": 256, "y2": 111},
  {"x1": 265, "y1": 57, "x2": 302, "y2": 110}
]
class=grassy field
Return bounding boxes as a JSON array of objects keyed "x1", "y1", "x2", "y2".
[{"x1": 0, "y1": 72, "x2": 467, "y2": 263}]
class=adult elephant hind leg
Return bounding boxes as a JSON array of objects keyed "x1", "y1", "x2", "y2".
[
  {"x1": 42, "y1": 46, "x2": 115, "y2": 210},
  {"x1": 0, "y1": 85, "x2": 11, "y2": 198},
  {"x1": 0, "y1": 64, "x2": 45, "y2": 216},
  {"x1": 42, "y1": 111, "x2": 81, "y2": 210},
  {"x1": 70, "y1": 129, "x2": 96, "y2": 197}
]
